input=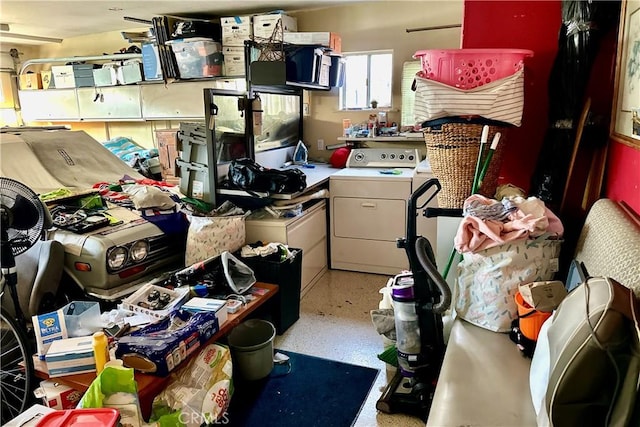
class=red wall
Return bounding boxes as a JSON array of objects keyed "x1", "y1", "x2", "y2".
[{"x1": 462, "y1": 0, "x2": 640, "y2": 214}]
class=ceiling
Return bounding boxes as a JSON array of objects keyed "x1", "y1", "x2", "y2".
[{"x1": 0, "y1": 0, "x2": 365, "y2": 45}]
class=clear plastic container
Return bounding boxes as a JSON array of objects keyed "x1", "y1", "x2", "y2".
[
  {"x1": 413, "y1": 48, "x2": 533, "y2": 89},
  {"x1": 63, "y1": 301, "x2": 102, "y2": 338},
  {"x1": 170, "y1": 38, "x2": 223, "y2": 79}
]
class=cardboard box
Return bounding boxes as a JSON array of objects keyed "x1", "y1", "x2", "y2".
[
  {"x1": 283, "y1": 32, "x2": 342, "y2": 53},
  {"x1": 221, "y1": 15, "x2": 253, "y2": 46},
  {"x1": 121, "y1": 283, "x2": 189, "y2": 319},
  {"x1": 44, "y1": 336, "x2": 96, "y2": 377},
  {"x1": 155, "y1": 129, "x2": 179, "y2": 178},
  {"x1": 34, "y1": 380, "x2": 84, "y2": 410},
  {"x1": 182, "y1": 297, "x2": 228, "y2": 325},
  {"x1": 253, "y1": 13, "x2": 297, "y2": 41},
  {"x1": 41, "y1": 71, "x2": 53, "y2": 89},
  {"x1": 19, "y1": 72, "x2": 42, "y2": 90},
  {"x1": 51, "y1": 65, "x2": 76, "y2": 88},
  {"x1": 222, "y1": 46, "x2": 245, "y2": 76},
  {"x1": 519, "y1": 280, "x2": 567, "y2": 312}
]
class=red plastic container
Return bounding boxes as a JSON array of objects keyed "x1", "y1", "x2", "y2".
[
  {"x1": 413, "y1": 48, "x2": 533, "y2": 89},
  {"x1": 36, "y1": 408, "x2": 119, "y2": 427}
]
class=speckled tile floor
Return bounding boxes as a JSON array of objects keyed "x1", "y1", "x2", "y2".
[{"x1": 274, "y1": 269, "x2": 425, "y2": 427}]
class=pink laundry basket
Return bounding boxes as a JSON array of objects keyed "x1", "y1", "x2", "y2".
[{"x1": 413, "y1": 48, "x2": 533, "y2": 90}]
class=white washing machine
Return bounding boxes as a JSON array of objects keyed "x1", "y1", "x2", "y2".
[
  {"x1": 413, "y1": 159, "x2": 462, "y2": 288},
  {"x1": 329, "y1": 148, "x2": 437, "y2": 276}
]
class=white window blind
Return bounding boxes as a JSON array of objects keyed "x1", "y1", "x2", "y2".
[{"x1": 401, "y1": 61, "x2": 422, "y2": 128}]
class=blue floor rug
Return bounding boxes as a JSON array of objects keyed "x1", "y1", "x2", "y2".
[{"x1": 226, "y1": 350, "x2": 380, "y2": 427}]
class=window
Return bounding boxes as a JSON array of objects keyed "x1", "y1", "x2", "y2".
[
  {"x1": 400, "y1": 61, "x2": 422, "y2": 128},
  {"x1": 339, "y1": 50, "x2": 392, "y2": 110}
]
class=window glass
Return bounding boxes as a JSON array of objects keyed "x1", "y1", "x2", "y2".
[
  {"x1": 400, "y1": 61, "x2": 422, "y2": 128},
  {"x1": 340, "y1": 51, "x2": 393, "y2": 110}
]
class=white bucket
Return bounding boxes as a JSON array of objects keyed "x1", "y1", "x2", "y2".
[{"x1": 228, "y1": 319, "x2": 276, "y2": 381}]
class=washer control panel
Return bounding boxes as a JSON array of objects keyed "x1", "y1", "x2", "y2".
[{"x1": 346, "y1": 148, "x2": 421, "y2": 168}]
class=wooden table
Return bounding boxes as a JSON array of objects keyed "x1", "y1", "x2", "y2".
[{"x1": 33, "y1": 282, "x2": 278, "y2": 419}]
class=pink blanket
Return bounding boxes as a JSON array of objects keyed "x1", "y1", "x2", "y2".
[{"x1": 455, "y1": 195, "x2": 564, "y2": 253}]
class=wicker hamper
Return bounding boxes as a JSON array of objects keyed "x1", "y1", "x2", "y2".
[{"x1": 424, "y1": 122, "x2": 508, "y2": 208}]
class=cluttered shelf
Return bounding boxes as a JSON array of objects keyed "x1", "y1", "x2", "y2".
[
  {"x1": 32, "y1": 282, "x2": 278, "y2": 419},
  {"x1": 337, "y1": 135, "x2": 425, "y2": 143}
]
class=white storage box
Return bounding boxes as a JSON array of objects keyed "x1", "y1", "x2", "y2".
[
  {"x1": 221, "y1": 15, "x2": 253, "y2": 46},
  {"x1": 283, "y1": 32, "x2": 342, "y2": 52},
  {"x1": 222, "y1": 46, "x2": 245, "y2": 76},
  {"x1": 44, "y1": 336, "x2": 96, "y2": 377},
  {"x1": 253, "y1": 13, "x2": 297, "y2": 41},
  {"x1": 93, "y1": 66, "x2": 118, "y2": 87},
  {"x1": 182, "y1": 297, "x2": 229, "y2": 325},
  {"x1": 51, "y1": 65, "x2": 76, "y2": 88},
  {"x1": 121, "y1": 283, "x2": 190, "y2": 319},
  {"x1": 117, "y1": 61, "x2": 143, "y2": 85}
]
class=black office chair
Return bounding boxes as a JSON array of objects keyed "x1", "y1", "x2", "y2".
[{"x1": 1, "y1": 239, "x2": 65, "y2": 320}]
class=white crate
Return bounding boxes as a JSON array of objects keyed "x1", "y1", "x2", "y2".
[
  {"x1": 121, "y1": 283, "x2": 189, "y2": 319},
  {"x1": 253, "y1": 13, "x2": 297, "y2": 41},
  {"x1": 221, "y1": 15, "x2": 253, "y2": 46}
]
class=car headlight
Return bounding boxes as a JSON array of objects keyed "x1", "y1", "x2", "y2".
[
  {"x1": 130, "y1": 240, "x2": 149, "y2": 262},
  {"x1": 107, "y1": 246, "x2": 128, "y2": 270}
]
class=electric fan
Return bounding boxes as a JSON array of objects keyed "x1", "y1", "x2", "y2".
[{"x1": 0, "y1": 177, "x2": 46, "y2": 423}]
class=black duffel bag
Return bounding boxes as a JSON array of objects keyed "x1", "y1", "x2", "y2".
[{"x1": 228, "y1": 158, "x2": 307, "y2": 194}]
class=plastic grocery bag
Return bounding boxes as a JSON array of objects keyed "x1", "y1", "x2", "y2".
[
  {"x1": 152, "y1": 343, "x2": 233, "y2": 427},
  {"x1": 77, "y1": 361, "x2": 182, "y2": 427}
]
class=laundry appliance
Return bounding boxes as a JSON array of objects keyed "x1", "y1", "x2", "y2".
[{"x1": 329, "y1": 148, "x2": 437, "y2": 275}]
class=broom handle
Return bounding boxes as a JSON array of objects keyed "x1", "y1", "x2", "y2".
[
  {"x1": 445, "y1": 126, "x2": 489, "y2": 280},
  {"x1": 477, "y1": 133, "x2": 501, "y2": 189},
  {"x1": 471, "y1": 125, "x2": 490, "y2": 195}
]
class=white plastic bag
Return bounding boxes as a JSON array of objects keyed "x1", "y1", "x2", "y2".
[{"x1": 185, "y1": 215, "x2": 246, "y2": 266}]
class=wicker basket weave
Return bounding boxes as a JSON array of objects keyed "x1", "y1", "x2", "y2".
[{"x1": 424, "y1": 122, "x2": 507, "y2": 208}]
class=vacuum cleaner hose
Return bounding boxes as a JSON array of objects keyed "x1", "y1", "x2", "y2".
[{"x1": 415, "y1": 236, "x2": 451, "y2": 314}]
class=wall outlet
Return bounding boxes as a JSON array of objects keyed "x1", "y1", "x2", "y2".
[
  {"x1": 303, "y1": 103, "x2": 310, "y2": 116},
  {"x1": 317, "y1": 139, "x2": 325, "y2": 150}
]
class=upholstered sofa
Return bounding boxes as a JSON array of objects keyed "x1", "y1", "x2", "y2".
[{"x1": 426, "y1": 199, "x2": 640, "y2": 426}]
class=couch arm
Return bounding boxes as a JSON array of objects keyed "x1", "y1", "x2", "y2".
[{"x1": 427, "y1": 318, "x2": 536, "y2": 426}]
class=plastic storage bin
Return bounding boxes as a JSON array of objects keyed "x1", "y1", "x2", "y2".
[
  {"x1": 286, "y1": 46, "x2": 325, "y2": 84},
  {"x1": 413, "y1": 48, "x2": 533, "y2": 89},
  {"x1": 170, "y1": 38, "x2": 223, "y2": 79},
  {"x1": 238, "y1": 248, "x2": 302, "y2": 334},
  {"x1": 62, "y1": 301, "x2": 102, "y2": 338},
  {"x1": 329, "y1": 54, "x2": 345, "y2": 87}
]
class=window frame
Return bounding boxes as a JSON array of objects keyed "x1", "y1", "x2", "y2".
[{"x1": 339, "y1": 49, "x2": 393, "y2": 111}]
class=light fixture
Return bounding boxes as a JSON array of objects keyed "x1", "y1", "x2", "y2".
[
  {"x1": 0, "y1": 32, "x2": 63, "y2": 43},
  {"x1": 0, "y1": 22, "x2": 63, "y2": 43}
]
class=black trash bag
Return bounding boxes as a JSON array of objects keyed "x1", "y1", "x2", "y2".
[
  {"x1": 529, "y1": 0, "x2": 620, "y2": 210},
  {"x1": 228, "y1": 158, "x2": 306, "y2": 194}
]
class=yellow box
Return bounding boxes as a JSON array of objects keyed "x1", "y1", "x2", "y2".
[{"x1": 19, "y1": 72, "x2": 42, "y2": 90}]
